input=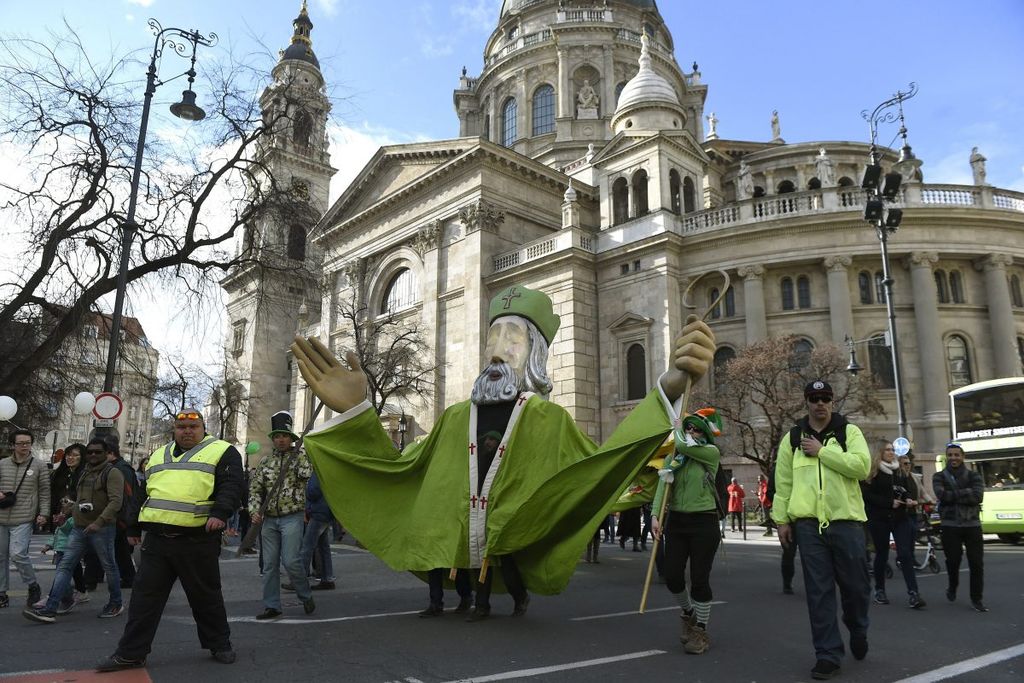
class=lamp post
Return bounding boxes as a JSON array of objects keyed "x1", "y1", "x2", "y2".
[
  {"x1": 101, "y1": 20, "x2": 217, "y2": 394},
  {"x1": 398, "y1": 412, "x2": 408, "y2": 450},
  {"x1": 860, "y1": 83, "x2": 917, "y2": 441}
]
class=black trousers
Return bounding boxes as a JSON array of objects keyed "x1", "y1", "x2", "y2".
[
  {"x1": 662, "y1": 512, "x2": 720, "y2": 602},
  {"x1": 115, "y1": 532, "x2": 231, "y2": 660},
  {"x1": 426, "y1": 568, "x2": 472, "y2": 607},
  {"x1": 941, "y1": 525, "x2": 984, "y2": 602},
  {"x1": 474, "y1": 555, "x2": 526, "y2": 609}
]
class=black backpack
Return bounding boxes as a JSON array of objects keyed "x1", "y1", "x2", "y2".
[
  {"x1": 788, "y1": 416, "x2": 849, "y2": 454},
  {"x1": 700, "y1": 462, "x2": 729, "y2": 520},
  {"x1": 100, "y1": 460, "x2": 142, "y2": 531}
]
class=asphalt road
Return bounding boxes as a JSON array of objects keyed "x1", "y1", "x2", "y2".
[{"x1": 1, "y1": 531, "x2": 1022, "y2": 683}]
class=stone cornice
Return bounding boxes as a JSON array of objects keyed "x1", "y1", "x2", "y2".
[{"x1": 974, "y1": 253, "x2": 1014, "y2": 272}]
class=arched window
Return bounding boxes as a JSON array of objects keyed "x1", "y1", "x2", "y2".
[
  {"x1": 293, "y1": 110, "x2": 313, "y2": 148},
  {"x1": 789, "y1": 338, "x2": 813, "y2": 373},
  {"x1": 531, "y1": 84, "x2": 555, "y2": 136},
  {"x1": 724, "y1": 286, "x2": 735, "y2": 317},
  {"x1": 946, "y1": 334, "x2": 972, "y2": 387},
  {"x1": 709, "y1": 288, "x2": 721, "y2": 320},
  {"x1": 669, "y1": 170, "x2": 682, "y2": 214},
  {"x1": 950, "y1": 270, "x2": 965, "y2": 303},
  {"x1": 935, "y1": 270, "x2": 949, "y2": 304},
  {"x1": 381, "y1": 268, "x2": 418, "y2": 314},
  {"x1": 287, "y1": 224, "x2": 306, "y2": 261},
  {"x1": 615, "y1": 81, "x2": 627, "y2": 104},
  {"x1": 837, "y1": 176, "x2": 855, "y2": 187},
  {"x1": 1011, "y1": 274, "x2": 1024, "y2": 308},
  {"x1": 753, "y1": 186, "x2": 766, "y2": 198},
  {"x1": 797, "y1": 275, "x2": 811, "y2": 308},
  {"x1": 683, "y1": 176, "x2": 696, "y2": 213},
  {"x1": 858, "y1": 271, "x2": 873, "y2": 304},
  {"x1": 713, "y1": 346, "x2": 736, "y2": 390},
  {"x1": 626, "y1": 343, "x2": 647, "y2": 400},
  {"x1": 632, "y1": 169, "x2": 649, "y2": 217},
  {"x1": 868, "y1": 334, "x2": 895, "y2": 388},
  {"x1": 781, "y1": 277, "x2": 795, "y2": 311},
  {"x1": 875, "y1": 271, "x2": 886, "y2": 303},
  {"x1": 612, "y1": 177, "x2": 629, "y2": 225},
  {"x1": 501, "y1": 98, "x2": 518, "y2": 147},
  {"x1": 777, "y1": 180, "x2": 796, "y2": 194},
  {"x1": 1018, "y1": 336, "x2": 1024, "y2": 373},
  {"x1": 807, "y1": 177, "x2": 822, "y2": 190}
]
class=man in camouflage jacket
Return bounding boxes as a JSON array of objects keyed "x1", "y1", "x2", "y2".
[{"x1": 249, "y1": 412, "x2": 314, "y2": 619}]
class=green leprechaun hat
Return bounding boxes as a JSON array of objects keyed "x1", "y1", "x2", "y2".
[{"x1": 488, "y1": 285, "x2": 560, "y2": 344}]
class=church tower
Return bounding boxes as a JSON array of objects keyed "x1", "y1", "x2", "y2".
[{"x1": 220, "y1": 1, "x2": 335, "y2": 462}]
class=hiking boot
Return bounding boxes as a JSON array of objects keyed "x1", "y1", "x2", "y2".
[
  {"x1": 811, "y1": 660, "x2": 840, "y2": 680},
  {"x1": 311, "y1": 580, "x2": 336, "y2": 591},
  {"x1": 23, "y1": 606, "x2": 57, "y2": 624},
  {"x1": 683, "y1": 625, "x2": 710, "y2": 654},
  {"x1": 465, "y1": 606, "x2": 490, "y2": 622},
  {"x1": 873, "y1": 589, "x2": 890, "y2": 605},
  {"x1": 850, "y1": 634, "x2": 868, "y2": 660},
  {"x1": 512, "y1": 594, "x2": 530, "y2": 617},
  {"x1": 96, "y1": 654, "x2": 146, "y2": 672},
  {"x1": 211, "y1": 649, "x2": 237, "y2": 664},
  {"x1": 454, "y1": 597, "x2": 473, "y2": 614},
  {"x1": 255, "y1": 608, "x2": 283, "y2": 620},
  {"x1": 908, "y1": 592, "x2": 926, "y2": 609},
  {"x1": 302, "y1": 597, "x2": 316, "y2": 615},
  {"x1": 99, "y1": 603, "x2": 124, "y2": 618},
  {"x1": 971, "y1": 601, "x2": 989, "y2": 612},
  {"x1": 418, "y1": 604, "x2": 443, "y2": 617},
  {"x1": 679, "y1": 611, "x2": 697, "y2": 645},
  {"x1": 27, "y1": 582, "x2": 41, "y2": 606}
]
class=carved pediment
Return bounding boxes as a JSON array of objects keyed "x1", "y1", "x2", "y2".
[{"x1": 608, "y1": 312, "x2": 654, "y2": 333}]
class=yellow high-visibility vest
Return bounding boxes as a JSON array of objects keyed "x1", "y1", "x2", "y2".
[{"x1": 139, "y1": 436, "x2": 231, "y2": 527}]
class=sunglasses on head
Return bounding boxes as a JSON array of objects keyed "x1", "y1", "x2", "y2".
[
  {"x1": 807, "y1": 395, "x2": 832, "y2": 404},
  {"x1": 175, "y1": 412, "x2": 203, "y2": 421}
]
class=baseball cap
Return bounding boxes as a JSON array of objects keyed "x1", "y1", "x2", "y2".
[{"x1": 803, "y1": 380, "x2": 833, "y2": 399}]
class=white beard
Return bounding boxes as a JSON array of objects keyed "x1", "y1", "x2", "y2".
[{"x1": 471, "y1": 362, "x2": 523, "y2": 405}]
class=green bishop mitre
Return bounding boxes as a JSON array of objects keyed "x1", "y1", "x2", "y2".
[{"x1": 488, "y1": 285, "x2": 560, "y2": 344}]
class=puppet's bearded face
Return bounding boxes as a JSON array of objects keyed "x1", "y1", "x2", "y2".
[{"x1": 472, "y1": 317, "x2": 530, "y2": 405}]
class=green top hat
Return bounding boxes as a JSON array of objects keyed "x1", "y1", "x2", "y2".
[{"x1": 488, "y1": 285, "x2": 560, "y2": 344}]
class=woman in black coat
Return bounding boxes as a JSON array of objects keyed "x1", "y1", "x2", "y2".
[{"x1": 49, "y1": 443, "x2": 86, "y2": 517}]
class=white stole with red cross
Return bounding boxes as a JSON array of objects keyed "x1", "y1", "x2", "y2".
[{"x1": 466, "y1": 392, "x2": 534, "y2": 567}]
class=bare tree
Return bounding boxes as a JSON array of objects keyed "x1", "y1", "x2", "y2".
[
  {"x1": 696, "y1": 336, "x2": 885, "y2": 476},
  {"x1": 333, "y1": 291, "x2": 442, "y2": 417},
  {"x1": 0, "y1": 25, "x2": 324, "y2": 400}
]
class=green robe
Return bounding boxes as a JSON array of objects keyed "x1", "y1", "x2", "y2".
[{"x1": 304, "y1": 389, "x2": 674, "y2": 595}]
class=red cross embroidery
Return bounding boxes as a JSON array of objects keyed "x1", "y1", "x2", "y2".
[
  {"x1": 480, "y1": 496, "x2": 488, "y2": 509},
  {"x1": 501, "y1": 287, "x2": 521, "y2": 310},
  {"x1": 468, "y1": 443, "x2": 476, "y2": 455},
  {"x1": 498, "y1": 445, "x2": 506, "y2": 458},
  {"x1": 470, "y1": 495, "x2": 478, "y2": 509}
]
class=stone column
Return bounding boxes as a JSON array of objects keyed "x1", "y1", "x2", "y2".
[
  {"x1": 557, "y1": 48, "x2": 570, "y2": 119},
  {"x1": 824, "y1": 255, "x2": 854, "y2": 345},
  {"x1": 602, "y1": 44, "x2": 615, "y2": 119},
  {"x1": 908, "y1": 251, "x2": 947, "y2": 422},
  {"x1": 738, "y1": 264, "x2": 767, "y2": 345},
  {"x1": 976, "y1": 254, "x2": 1019, "y2": 377}
]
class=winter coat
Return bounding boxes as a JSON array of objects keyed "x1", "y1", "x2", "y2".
[
  {"x1": 861, "y1": 468, "x2": 919, "y2": 523},
  {"x1": 0, "y1": 455, "x2": 51, "y2": 526},
  {"x1": 72, "y1": 462, "x2": 124, "y2": 529},
  {"x1": 305, "y1": 472, "x2": 334, "y2": 522},
  {"x1": 727, "y1": 482, "x2": 745, "y2": 513},
  {"x1": 932, "y1": 465, "x2": 983, "y2": 528},
  {"x1": 652, "y1": 441, "x2": 720, "y2": 515}
]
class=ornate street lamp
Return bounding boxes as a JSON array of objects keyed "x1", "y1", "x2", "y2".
[
  {"x1": 102, "y1": 20, "x2": 217, "y2": 394},
  {"x1": 860, "y1": 83, "x2": 918, "y2": 440},
  {"x1": 398, "y1": 412, "x2": 408, "y2": 450}
]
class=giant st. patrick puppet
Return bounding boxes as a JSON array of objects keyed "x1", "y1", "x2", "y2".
[{"x1": 292, "y1": 285, "x2": 714, "y2": 611}]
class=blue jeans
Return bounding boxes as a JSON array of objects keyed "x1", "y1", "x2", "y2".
[
  {"x1": 794, "y1": 519, "x2": 870, "y2": 665},
  {"x1": 300, "y1": 518, "x2": 334, "y2": 582},
  {"x1": 47, "y1": 525, "x2": 121, "y2": 611},
  {"x1": 261, "y1": 513, "x2": 311, "y2": 608},
  {"x1": 0, "y1": 521, "x2": 36, "y2": 593}
]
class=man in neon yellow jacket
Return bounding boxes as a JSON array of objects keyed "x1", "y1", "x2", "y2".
[
  {"x1": 772, "y1": 380, "x2": 871, "y2": 681},
  {"x1": 292, "y1": 285, "x2": 715, "y2": 620}
]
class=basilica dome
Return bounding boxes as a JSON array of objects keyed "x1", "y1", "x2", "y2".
[{"x1": 499, "y1": 0, "x2": 659, "y2": 17}]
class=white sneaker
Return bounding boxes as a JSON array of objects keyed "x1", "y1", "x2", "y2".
[
  {"x1": 32, "y1": 597, "x2": 48, "y2": 609},
  {"x1": 74, "y1": 591, "x2": 90, "y2": 604}
]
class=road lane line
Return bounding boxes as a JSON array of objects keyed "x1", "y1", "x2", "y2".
[
  {"x1": 571, "y1": 601, "x2": 726, "y2": 621},
  {"x1": 187, "y1": 609, "x2": 423, "y2": 624},
  {"x1": 440, "y1": 650, "x2": 667, "y2": 682},
  {"x1": 892, "y1": 642, "x2": 1024, "y2": 683},
  {"x1": 0, "y1": 671, "x2": 65, "y2": 679}
]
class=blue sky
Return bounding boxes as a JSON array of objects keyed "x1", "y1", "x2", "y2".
[{"x1": 2, "y1": 0, "x2": 1023, "y2": 368}]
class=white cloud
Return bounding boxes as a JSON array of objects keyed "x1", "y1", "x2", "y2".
[
  {"x1": 313, "y1": 0, "x2": 342, "y2": 17},
  {"x1": 125, "y1": 13, "x2": 135, "y2": 22},
  {"x1": 452, "y1": 0, "x2": 494, "y2": 33},
  {"x1": 125, "y1": 0, "x2": 154, "y2": 7}
]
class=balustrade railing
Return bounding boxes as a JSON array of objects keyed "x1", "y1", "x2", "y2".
[
  {"x1": 921, "y1": 185, "x2": 979, "y2": 206},
  {"x1": 486, "y1": 29, "x2": 552, "y2": 67},
  {"x1": 492, "y1": 229, "x2": 596, "y2": 274}
]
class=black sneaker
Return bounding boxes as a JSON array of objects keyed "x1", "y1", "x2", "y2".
[
  {"x1": 255, "y1": 608, "x2": 283, "y2": 620},
  {"x1": 281, "y1": 583, "x2": 296, "y2": 592},
  {"x1": 302, "y1": 597, "x2": 315, "y2": 615},
  {"x1": 27, "y1": 583, "x2": 42, "y2": 606},
  {"x1": 811, "y1": 660, "x2": 841, "y2": 680},
  {"x1": 511, "y1": 593, "x2": 530, "y2": 617},
  {"x1": 465, "y1": 606, "x2": 490, "y2": 622},
  {"x1": 453, "y1": 597, "x2": 473, "y2": 613},
  {"x1": 96, "y1": 654, "x2": 146, "y2": 672},
  {"x1": 946, "y1": 587, "x2": 956, "y2": 602},
  {"x1": 310, "y1": 580, "x2": 336, "y2": 591},
  {"x1": 909, "y1": 592, "x2": 926, "y2": 609},
  {"x1": 22, "y1": 607, "x2": 57, "y2": 624},
  {"x1": 873, "y1": 589, "x2": 889, "y2": 605},
  {"x1": 211, "y1": 649, "x2": 237, "y2": 664},
  {"x1": 0, "y1": 593, "x2": 9, "y2": 608},
  {"x1": 418, "y1": 604, "x2": 443, "y2": 618},
  {"x1": 783, "y1": 585, "x2": 794, "y2": 595},
  {"x1": 851, "y1": 634, "x2": 869, "y2": 661},
  {"x1": 98, "y1": 603, "x2": 124, "y2": 618},
  {"x1": 971, "y1": 601, "x2": 989, "y2": 612}
]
